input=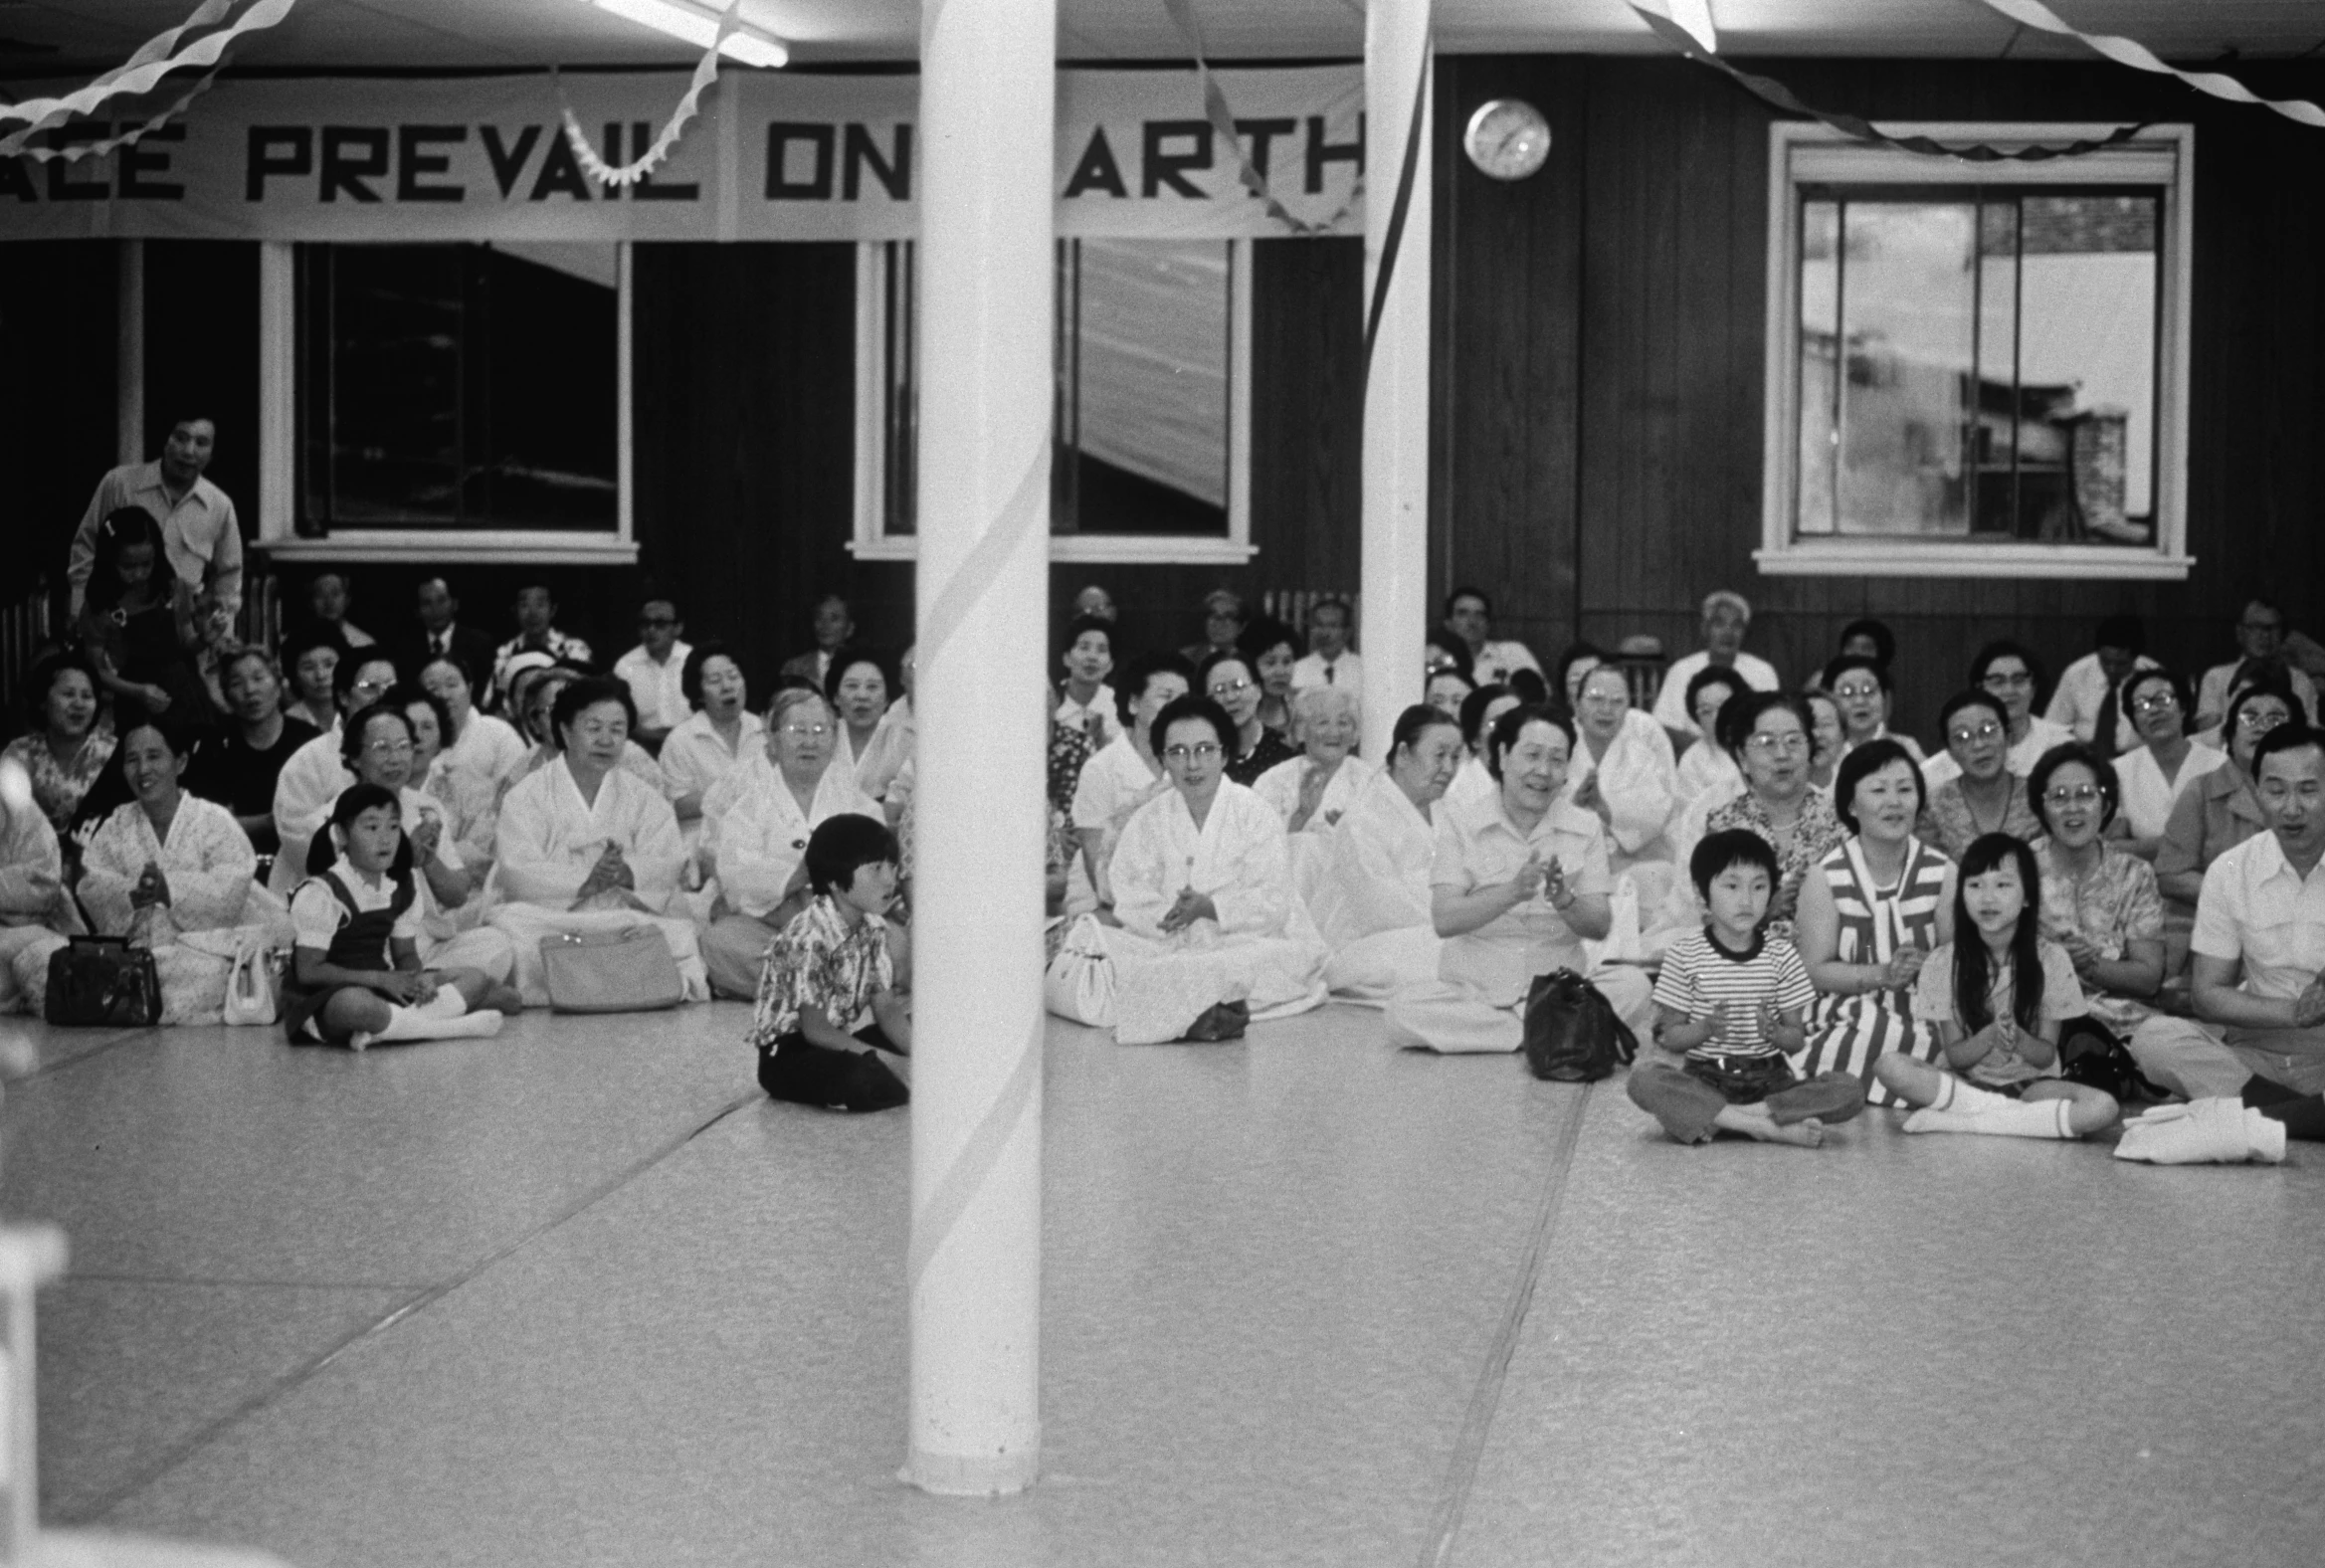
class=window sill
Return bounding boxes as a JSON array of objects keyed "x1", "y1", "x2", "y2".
[
  {"x1": 850, "y1": 535, "x2": 1259, "y2": 566},
  {"x1": 1754, "y1": 542, "x2": 2193, "y2": 582},
  {"x1": 258, "y1": 532, "x2": 639, "y2": 567}
]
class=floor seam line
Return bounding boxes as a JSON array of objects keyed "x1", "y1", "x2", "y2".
[
  {"x1": 17, "y1": 1029, "x2": 155, "y2": 1083},
  {"x1": 66, "y1": 1088, "x2": 761, "y2": 1526},
  {"x1": 1418, "y1": 1080, "x2": 1595, "y2": 1568}
]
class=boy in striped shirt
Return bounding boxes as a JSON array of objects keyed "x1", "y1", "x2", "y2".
[{"x1": 1628, "y1": 829, "x2": 1866, "y2": 1145}]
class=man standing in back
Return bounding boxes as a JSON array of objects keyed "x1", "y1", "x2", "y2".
[{"x1": 68, "y1": 412, "x2": 242, "y2": 626}]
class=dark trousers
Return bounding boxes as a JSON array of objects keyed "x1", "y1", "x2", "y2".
[
  {"x1": 1628, "y1": 1057, "x2": 1866, "y2": 1144},
  {"x1": 757, "y1": 1024, "x2": 907, "y2": 1113}
]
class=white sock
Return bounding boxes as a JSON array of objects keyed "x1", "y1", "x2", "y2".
[
  {"x1": 1930, "y1": 1077, "x2": 2010, "y2": 1116},
  {"x1": 2115, "y1": 1098, "x2": 2287, "y2": 1165},
  {"x1": 367, "y1": 1004, "x2": 505, "y2": 1046},
  {"x1": 1903, "y1": 1097, "x2": 2073, "y2": 1140},
  {"x1": 418, "y1": 986, "x2": 470, "y2": 1020}
]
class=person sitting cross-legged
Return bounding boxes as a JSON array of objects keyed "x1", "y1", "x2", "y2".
[
  {"x1": 1628, "y1": 829, "x2": 1866, "y2": 1147},
  {"x1": 745, "y1": 813, "x2": 911, "y2": 1113}
]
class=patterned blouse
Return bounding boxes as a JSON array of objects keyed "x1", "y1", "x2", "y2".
[
  {"x1": 1705, "y1": 787, "x2": 1845, "y2": 940},
  {"x1": 2, "y1": 728, "x2": 118, "y2": 834},
  {"x1": 747, "y1": 893, "x2": 894, "y2": 1049},
  {"x1": 1225, "y1": 725, "x2": 1299, "y2": 788},
  {"x1": 1048, "y1": 721, "x2": 1094, "y2": 817},
  {"x1": 1918, "y1": 775, "x2": 2042, "y2": 862},
  {"x1": 2032, "y1": 839, "x2": 2164, "y2": 1033}
]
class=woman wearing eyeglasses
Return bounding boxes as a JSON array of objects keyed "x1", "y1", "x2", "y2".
[
  {"x1": 1699, "y1": 691, "x2": 1843, "y2": 940},
  {"x1": 1082, "y1": 693, "x2": 1327, "y2": 1043},
  {"x1": 2026, "y1": 743, "x2": 2164, "y2": 1052},
  {"x1": 2112, "y1": 667, "x2": 2226, "y2": 865},
  {"x1": 1922, "y1": 642, "x2": 2072, "y2": 788},
  {"x1": 1199, "y1": 649, "x2": 1299, "y2": 788},
  {"x1": 268, "y1": 652, "x2": 404, "y2": 900},
  {"x1": 698, "y1": 686, "x2": 885, "y2": 1000},
  {"x1": 1917, "y1": 690, "x2": 2042, "y2": 862},
  {"x1": 2155, "y1": 681, "x2": 2295, "y2": 909},
  {"x1": 1566, "y1": 664, "x2": 1677, "y2": 873},
  {"x1": 1820, "y1": 656, "x2": 1924, "y2": 763}
]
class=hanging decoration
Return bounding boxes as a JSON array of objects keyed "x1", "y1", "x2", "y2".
[
  {"x1": 1158, "y1": 0, "x2": 1361, "y2": 237},
  {"x1": 559, "y1": 0, "x2": 740, "y2": 187},
  {"x1": 1974, "y1": 0, "x2": 2325, "y2": 130},
  {"x1": 0, "y1": 0, "x2": 294, "y2": 132},
  {"x1": 0, "y1": 72, "x2": 224, "y2": 162},
  {"x1": 1627, "y1": 1, "x2": 2147, "y2": 161}
]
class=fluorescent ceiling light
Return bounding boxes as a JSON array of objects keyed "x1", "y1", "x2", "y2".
[
  {"x1": 589, "y1": 0, "x2": 791, "y2": 68},
  {"x1": 1666, "y1": 0, "x2": 1717, "y2": 53}
]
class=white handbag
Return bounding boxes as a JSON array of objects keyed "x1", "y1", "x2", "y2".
[
  {"x1": 1043, "y1": 913, "x2": 1117, "y2": 1027},
  {"x1": 222, "y1": 936, "x2": 281, "y2": 1027}
]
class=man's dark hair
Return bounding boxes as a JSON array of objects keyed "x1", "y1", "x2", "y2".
[
  {"x1": 1485, "y1": 702, "x2": 1574, "y2": 782},
  {"x1": 1838, "y1": 618, "x2": 1896, "y2": 668},
  {"x1": 805, "y1": 813, "x2": 901, "y2": 899},
  {"x1": 1149, "y1": 692, "x2": 1237, "y2": 760},
  {"x1": 1689, "y1": 828, "x2": 1780, "y2": 899},
  {"x1": 1113, "y1": 652, "x2": 1197, "y2": 728},
  {"x1": 1443, "y1": 586, "x2": 1491, "y2": 620},
  {"x1": 2252, "y1": 722, "x2": 2325, "y2": 777},
  {"x1": 2094, "y1": 614, "x2": 2145, "y2": 656},
  {"x1": 550, "y1": 675, "x2": 638, "y2": 738},
  {"x1": 1459, "y1": 684, "x2": 1513, "y2": 748}
]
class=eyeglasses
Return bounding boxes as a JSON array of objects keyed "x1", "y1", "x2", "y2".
[
  {"x1": 779, "y1": 722, "x2": 831, "y2": 738},
  {"x1": 2238, "y1": 708, "x2": 2289, "y2": 731},
  {"x1": 2130, "y1": 690, "x2": 2180, "y2": 713},
  {"x1": 1982, "y1": 671, "x2": 2034, "y2": 689},
  {"x1": 1745, "y1": 733, "x2": 1808, "y2": 757},
  {"x1": 365, "y1": 739, "x2": 414, "y2": 757},
  {"x1": 2043, "y1": 785, "x2": 2101, "y2": 807},
  {"x1": 350, "y1": 679, "x2": 391, "y2": 696},
  {"x1": 1209, "y1": 679, "x2": 1251, "y2": 696},
  {"x1": 1579, "y1": 690, "x2": 1628, "y2": 707},
  {"x1": 1948, "y1": 722, "x2": 2003, "y2": 746},
  {"x1": 1832, "y1": 683, "x2": 1882, "y2": 702},
  {"x1": 1163, "y1": 742, "x2": 1223, "y2": 762}
]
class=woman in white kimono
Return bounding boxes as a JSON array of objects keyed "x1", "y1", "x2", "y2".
[
  {"x1": 1072, "y1": 653, "x2": 1192, "y2": 915},
  {"x1": 0, "y1": 756, "x2": 76, "y2": 1011},
  {"x1": 699, "y1": 688, "x2": 883, "y2": 999},
  {"x1": 1251, "y1": 683, "x2": 1375, "y2": 906},
  {"x1": 417, "y1": 652, "x2": 527, "y2": 863},
  {"x1": 487, "y1": 678, "x2": 707, "y2": 1007},
  {"x1": 1308, "y1": 704, "x2": 1464, "y2": 1002},
  {"x1": 1089, "y1": 694, "x2": 1328, "y2": 1044},
  {"x1": 1567, "y1": 664, "x2": 1678, "y2": 872},
  {"x1": 18, "y1": 716, "x2": 258, "y2": 1022},
  {"x1": 1444, "y1": 685, "x2": 1520, "y2": 812},
  {"x1": 657, "y1": 644, "x2": 764, "y2": 847},
  {"x1": 1385, "y1": 703, "x2": 1652, "y2": 1054}
]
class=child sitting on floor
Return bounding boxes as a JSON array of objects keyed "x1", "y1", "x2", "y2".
[
  {"x1": 281, "y1": 784, "x2": 511, "y2": 1050},
  {"x1": 1875, "y1": 831, "x2": 2118, "y2": 1139},
  {"x1": 747, "y1": 813, "x2": 912, "y2": 1113},
  {"x1": 1629, "y1": 829, "x2": 1865, "y2": 1146}
]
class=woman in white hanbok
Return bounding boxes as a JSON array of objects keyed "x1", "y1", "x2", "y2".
[
  {"x1": 826, "y1": 650, "x2": 912, "y2": 806},
  {"x1": 1088, "y1": 695, "x2": 1328, "y2": 1044},
  {"x1": 699, "y1": 688, "x2": 883, "y2": 998},
  {"x1": 1308, "y1": 705, "x2": 1464, "y2": 1002},
  {"x1": 1444, "y1": 684, "x2": 1520, "y2": 812},
  {"x1": 0, "y1": 759, "x2": 76, "y2": 1011},
  {"x1": 1251, "y1": 684, "x2": 1375, "y2": 906},
  {"x1": 657, "y1": 645, "x2": 765, "y2": 851},
  {"x1": 1566, "y1": 664, "x2": 1678, "y2": 872},
  {"x1": 417, "y1": 651, "x2": 527, "y2": 864},
  {"x1": 487, "y1": 678, "x2": 708, "y2": 1007},
  {"x1": 1071, "y1": 654, "x2": 1191, "y2": 914}
]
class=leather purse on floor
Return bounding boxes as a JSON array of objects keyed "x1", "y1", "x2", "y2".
[
  {"x1": 539, "y1": 928, "x2": 684, "y2": 1014},
  {"x1": 45, "y1": 935, "x2": 162, "y2": 1028}
]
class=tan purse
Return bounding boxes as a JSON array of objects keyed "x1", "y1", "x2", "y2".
[{"x1": 539, "y1": 927, "x2": 684, "y2": 1014}]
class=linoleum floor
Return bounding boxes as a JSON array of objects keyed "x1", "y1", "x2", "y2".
[{"x1": 2, "y1": 1002, "x2": 2317, "y2": 1566}]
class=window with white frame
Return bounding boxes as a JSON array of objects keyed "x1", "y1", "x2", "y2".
[
  {"x1": 257, "y1": 240, "x2": 636, "y2": 564},
  {"x1": 1759, "y1": 124, "x2": 2194, "y2": 580},
  {"x1": 852, "y1": 237, "x2": 1256, "y2": 564}
]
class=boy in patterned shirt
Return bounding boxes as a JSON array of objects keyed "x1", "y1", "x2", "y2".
[
  {"x1": 748, "y1": 813, "x2": 912, "y2": 1112},
  {"x1": 1627, "y1": 829, "x2": 1865, "y2": 1146}
]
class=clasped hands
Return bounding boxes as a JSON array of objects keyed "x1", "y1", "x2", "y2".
[
  {"x1": 129, "y1": 860, "x2": 172, "y2": 909},
  {"x1": 1160, "y1": 882, "x2": 1218, "y2": 934},
  {"x1": 1505, "y1": 851, "x2": 1572, "y2": 910},
  {"x1": 572, "y1": 843, "x2": 637, "y2": 906},
  {"x1": 1665, "y1": 999, "x2": 1801, "y2": 1054}
]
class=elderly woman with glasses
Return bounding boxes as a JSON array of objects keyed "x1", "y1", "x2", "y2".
[
  {"x1": 1820, "y1": 655, "x2": 1923, "y2": 763},
  {"x1": 697, "y1": 687, "x2": 884, "y2": 999},
  {"x1": 1917, "y1": 690, "x2": 2042, "y2": 862},
  {"x1": 1567, "y1": 663, "x2": 1677, "y2": 872},
  {"x1": 1697, "y1": 691, "x2": 1844, "y2": 941},
  {"x1": 2155, "y1": 680, "x2": 2295, "y2": 910},
  {"x1": 1066, "y1": 693, "x2": 1327, "y2": 1043},
  {"x1": 1199, "y1": 649, "x2": 1299, "y2": 787},
  {"x1": 2027, "y1": 742, "x2": 2165, "y2": 1050},
  {"x1": 1924, "y1": 641, "x2": 2072, "y2": 787},
  {"x1": 2112, "y1": 666, "x2": 2227, "y2": 865}
]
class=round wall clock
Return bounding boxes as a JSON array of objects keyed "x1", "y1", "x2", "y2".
[{"x1": 1462, "y1": 98, "x2": 1551, "y2": 181}]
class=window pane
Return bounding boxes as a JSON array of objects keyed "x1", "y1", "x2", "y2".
[
  {"x1": 299, "y1": 242, "x2": 617, "y2": 532},
  {"x1": 1796, "y1": 199, "x2": 1841, "y2": 535},
  {"x1": 1974, "y1": 200, "x2": 2019, "y2": 533},
  {"x1": 2017, "y1": 194, "x2": 2158, "y2": 542},
  {"x1": 1834, "y1": 202, "x2": 1975, "y2": 537}
]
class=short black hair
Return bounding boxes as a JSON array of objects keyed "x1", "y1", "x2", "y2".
[
  {"x1": 1720, "y1": 690, "x2": 1816, "y2": 762},
  {"x1": 2251, "y1": 722, "x2": 2325, "y2": 778},
  {"x1": 1196, "y1": 646, "x2": 1255, "y2": 694},
  {"x1": 1149, "y1": 692, "x2": 1236, "y2": 760},
  {"x1": 1390, "y1": 702, "x2": 1460, "y2": 761},
  {"x1": 115, "y1": 705, "x2": 191, "y2": 760},
  {"x1": 414, "y1": 647, "x2": 478, "y2": 693},
  {"x1": 20, "y1": 651, "x2": 97, "y2": 728},
  {"x1": 1838, "y1": 618, "x2": 1896, "y2": 667},
  {"x1": 1061, "y1": 614, "x2": 1114, "y2": 656},
  {"x1": 1113, "y1": 651, "x2": 1197, "y2": 728},
  {"x1": 330, "y1": 781, "x2": 402, "y2": 831},
  {"x1": 1485, "y1": 702, "x2": 1574, "y2": 782},
  {"x1": 340, "y1": 700, "x2": 416, "y2": 771},
  {"x1": 1938, "y1": 688, "x2": 2010, "y2": 742},
  {"x1": 334, "y1": 647, "x2": 400, "y2": 699},
  {"x1": 2028, "y1": 741, "x2": 2121, "y2": 835},
  {"x1": 1507, "y1": 668, "x2": 1550, "y2": 705},
  {"x1": 390, "y1": 683, "x2": 453, "y2": 750},
  {"x1": 1832, "y1": 737, "x2": 1927, "y2": 834},
  {"x1": 1306, "y1": 596, "x2": 1353, "y2": 638},
  {"x1": 1969, "y1": 639, "x2": 2047, "y2": 702},
  {"x1": 1443, "y1": 586, "x2": 1490, "y2": 620},
  {"x1": 282, "y1": 625, "x2": 346, "y2": 675},
  {"x1": 2119, "y1": 664, "x2": 2193, "y2": 727},
  {"x1": 1689, "y1": 828, "x2": 1779, "y2": 898},
  {"x1": 821, "y1": 646, "x2": 895, "y2": 708},
  {"x1": 1684, "y1": 663, "x2": 1750, "y2": 717},
  {"x1": 1237, "y1": 615, "x2": 1299, "y2": 664},
  {"x1": 1820, "y1": 654, "x2": 1891, "y2": 695},
  {"x1": 550, "y1": 675, "x2": 637, "y2": 739},
  {"x1": 1458, "y1": 683, "x2": 1513, "y2": 747},
  {"x1": 2094, "y1": 614, "x2": 2145, "y2": 655},
  {"x1": 680, "y1": 641, "x2": 741, "y2": 710},
  {"x1": 1552, "y1": 643, "x2": 1607, "y2": 703},
  {"x1": 805, "y1": 812, "x2": 900, "y2": 898},
  {"x1": 2225, "y1": 678, "x2": 2300, "y2": 740}
]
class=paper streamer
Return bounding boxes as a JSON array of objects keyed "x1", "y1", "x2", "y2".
[
  {"x1": 1363, "y1": 40, "x2": 1434, "y2": 371},
  {"x1": 1158, "y1": 0, "x2": 1360, "y2": 238},
  {"x1": 0, "y1": 0, "x2": 293, "y2": 132},
  {"x1": 915, "y1": 442, "x2": 1049, "y2": 673},
  {"x1": 906, "y1": 1013, "x2": 1042, "y2": 1293},
  {"x1": 0, "y1": 72, "x2": 220, "y2": 162},
  {"x1": 1976, "y1": 0, "x2": 2325, "y2": 130},
  {"x1": 559, "y1": 0, "x2": 739, "y2": 188},
  {"x1": 1627, "y1": 2, "x2": 2148, "y2": 161}
]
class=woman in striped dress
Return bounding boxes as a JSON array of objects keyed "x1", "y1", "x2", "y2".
[{"x1": 1792, "y1": 739, "x2": 1957, "y2": 1105}]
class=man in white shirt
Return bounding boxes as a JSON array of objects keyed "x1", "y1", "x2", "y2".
[
  {"x1": 67, "y1": 414, "x2": 242, "y2": 623},
  {"x1": 2046, "y1": 614, "x2": 2156, "y2": 756},
  {"x1": 2195, "y1": 599, "x2": 2320, "y2": 734},
  {"x1": 1290, "y1": 596, "x2": 1362, "y2": 699},
  {"x1": 1651, "y1": 590, "x2": 1781, "y2": 735},
  {"x1": 1441, "y1": 588, "x2": 1540, "y2": 686},
  {"x1": 612, "y1": 599, "x2": 692, "y2": 751},
  {"x1": 2129, "y1": 725, "x2": 2325, "y2": 1136}
]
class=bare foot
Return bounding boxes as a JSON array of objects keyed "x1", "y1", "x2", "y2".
[
  {"x1": 1757, "y1": 1115, "x2": 1826, "y2": 1148},
  {"x1": 1714, "y1": 1103, "x2": 1826, "y2": 1146}
]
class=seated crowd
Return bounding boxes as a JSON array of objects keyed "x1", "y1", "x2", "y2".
[{"x1": 5, "y1": 541, "x2": 2325, "y2": 1163}]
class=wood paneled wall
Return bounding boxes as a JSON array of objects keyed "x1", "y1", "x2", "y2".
[{"x1": 1433, "y1": 55, "x2": 2325, "y2": 736}]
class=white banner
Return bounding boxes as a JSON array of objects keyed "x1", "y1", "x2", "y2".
[{"x1": 0, "y1": 66, "x2": 1364, "y2": 243}]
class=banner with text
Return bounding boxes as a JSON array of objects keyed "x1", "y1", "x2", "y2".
[{"x1": 0, "y1": 66, "x2": 1364, "y2": 243}]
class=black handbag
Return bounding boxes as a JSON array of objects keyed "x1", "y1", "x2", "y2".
[
  {"x1": 44, "y1": 935, "x2": 162, "y2": 1028},
  {"x1": 1522, "y1": 968, "x2": 1638, "y2": 1081},
  {"x1": 1179, "y1": 999, "x2": 1251, "y2": 1043}
]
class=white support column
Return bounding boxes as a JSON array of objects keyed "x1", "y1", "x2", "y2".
[
  {"x1": 115, "y1": 240, "x2": 145, "y2": 467},
  {"x1": 257, "y1": 243, "x2": 296, "y2": 543},
  {"x1": 1360, "y1": 0, "x2": 1435, "y2": 763},
  {"x1": 904, "y1": 0, "x2": 1053, "y2": 1499}
]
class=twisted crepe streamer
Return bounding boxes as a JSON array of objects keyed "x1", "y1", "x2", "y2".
[
  {"x1": 1157, "y1": 0, "x2": 1362, "y2": 237},
  {"x1": 0, "y1": 0, "x2": 293, "y2": 131},
  {"x1": 559, "y1": 0, "x2": 740, "y2": 187},
  {"x1": 1977, "y1": 0, "x2": 2325, "y2": 130},
  {"x1": 906, "y1": 1013, "x2": 1043, "y2": 1293},
  {"x1": 1363, "y1": 37, "x2": 1434, "y2": 372},
  {"x1": 1627, "y1": 2, "x2": 2146, "y2": 161},
  {"x1": 0, "y1": 71, "x2": 220, "y2": 162}
]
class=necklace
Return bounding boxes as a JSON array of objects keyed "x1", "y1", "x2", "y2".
[{"x1": 1962, "y1": 778, "x2": 2013, "y2": 836}]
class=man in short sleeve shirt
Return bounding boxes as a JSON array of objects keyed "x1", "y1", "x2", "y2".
[{"x1": 68, "y1": 415, "x2": 242, "y2": 623}]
